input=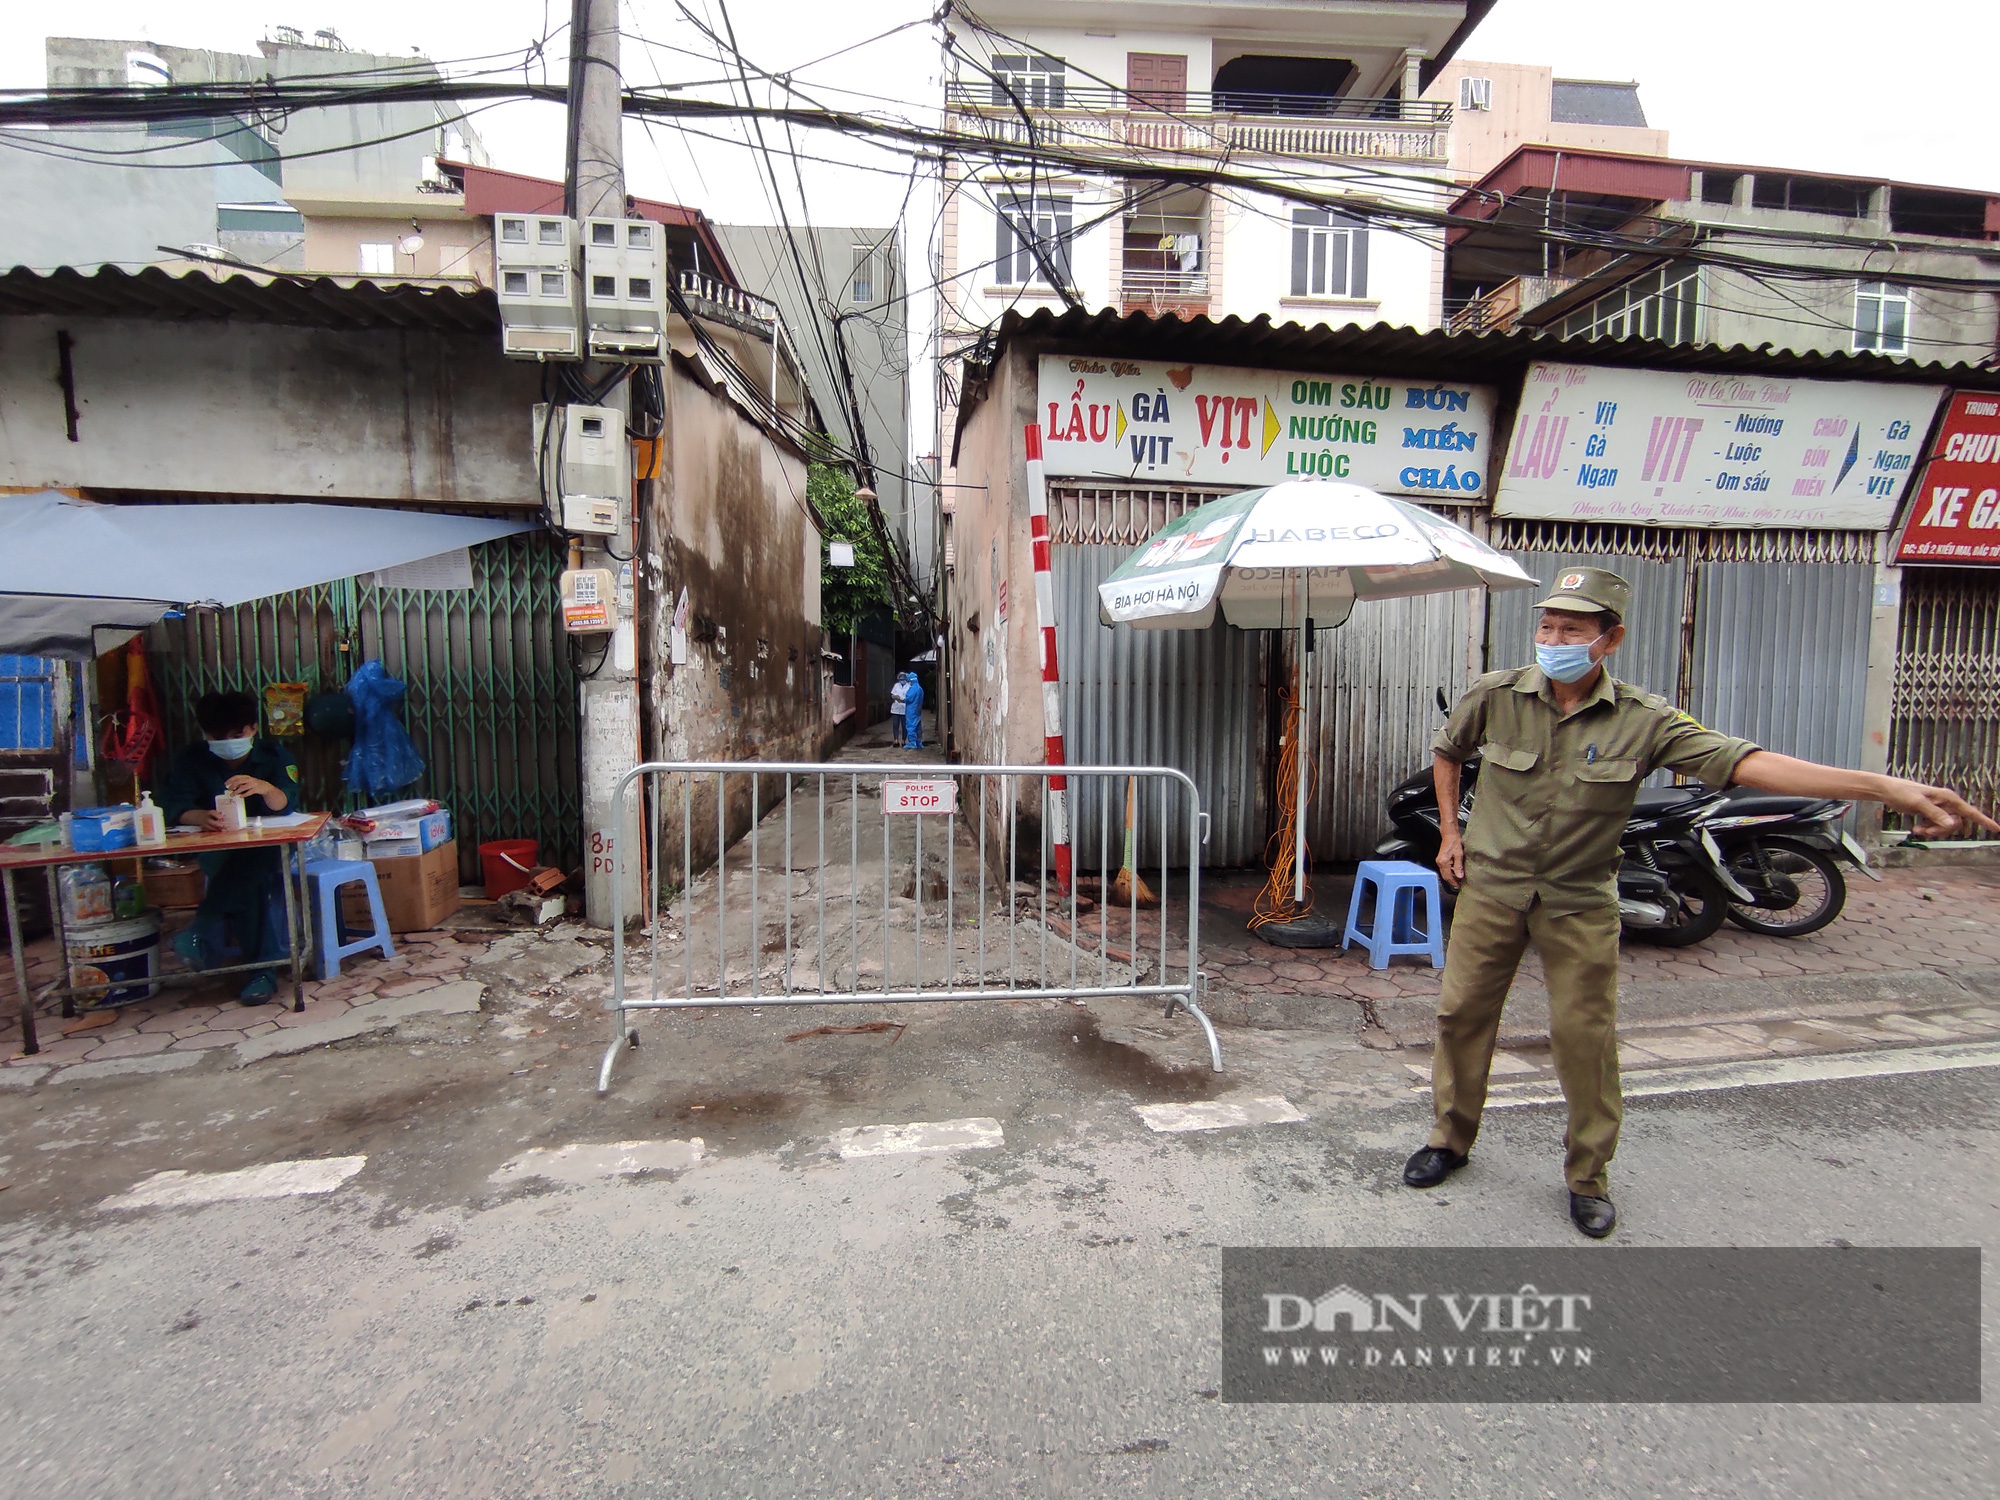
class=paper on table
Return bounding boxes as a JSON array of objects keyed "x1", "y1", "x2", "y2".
[{"x1": 170, "y1": 812, "x2": 316, "y2": 832}]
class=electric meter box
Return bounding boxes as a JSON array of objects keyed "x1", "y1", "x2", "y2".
[
  {"x1": 560, "y1": 565, "x2": 619, "y2": 634},
  {"x1": 532, "y1": 403, "x2": 625, "y2": 536},
  {"x1": 561, "y1": 496, "x2": 618, "y2": 534},
  {"x1": 582, "y1": 216, "x2": 667, "y2": 359},
  {"x1": 495, "y1": 213, "x2": 580, "y2": 360}
]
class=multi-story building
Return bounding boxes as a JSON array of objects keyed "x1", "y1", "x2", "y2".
[
  {"x1": 935, "y1": 2, "x2": 1495, "y2": 483},
  {"x1": 3, "y1": 31, "x2": 489, "y2": 274},
  {"x1": 1421, "y1": 59, "x2": 1666, "y2": 185},
  {"x1": 1445, "y1": 146, "x2": 2000, "y2": 360},
  {"x1": 939, "y1": 2, "x2": 1489, "y2": 334}
]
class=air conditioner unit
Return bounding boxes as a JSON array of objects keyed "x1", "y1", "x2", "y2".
[
  {"x1": 1459, "y1": 76, "x2": 1493, "y2": 112},
  {"x1": 531, "y1": 402, "x2": 626, "y2": 535},
  {"x1": 582, "y1": 217, "x2": 667, "y2": 359},
  {"x1": 495, "y1": 213, "x2": 581, "y2": 360}
]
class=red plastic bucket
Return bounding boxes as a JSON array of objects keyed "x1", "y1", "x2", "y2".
[{"x1": 480, "y1": 839, "x2": 540, "y2": 898}]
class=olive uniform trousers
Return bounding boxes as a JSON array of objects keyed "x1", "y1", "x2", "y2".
[{"x1": 1425, "y1": 881, "x2": 1623, "y2": 1196}]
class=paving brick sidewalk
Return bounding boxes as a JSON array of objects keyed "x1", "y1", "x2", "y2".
[
  {"x1": 2, "y1": 918, "x2": 506, "y2": 1072},
  {"x1": 1060, "y1": 861, "x2": 2000, "y2": 1029}
]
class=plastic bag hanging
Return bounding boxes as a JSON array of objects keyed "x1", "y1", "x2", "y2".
[{"x1": 342, "y1": 659, "x2": 424, "y2": 799}]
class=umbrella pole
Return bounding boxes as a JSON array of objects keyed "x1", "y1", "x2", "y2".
[{"x1": 1294, "y1": 572, "x2": 1308, "y2": 908}]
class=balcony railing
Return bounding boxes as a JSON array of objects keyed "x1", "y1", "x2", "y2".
[
  {"x1": 1120, "y1": 268, "x2": 1210, "y2": 314},
  {"x1": 947, "y1": 83, "x2": 1451, "y2": 162},
  {"x1": 1446, "y1": 275, "x2": 1580, "y2": 336}
]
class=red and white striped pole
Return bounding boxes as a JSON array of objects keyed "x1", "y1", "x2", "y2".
[{"x1": 1023, "y1": 423, "x2": 1072, "y2": 891}]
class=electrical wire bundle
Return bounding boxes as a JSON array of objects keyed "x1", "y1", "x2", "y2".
[{"x1": 1248, "y1": 664, "x2": 1318, "y2": 931}]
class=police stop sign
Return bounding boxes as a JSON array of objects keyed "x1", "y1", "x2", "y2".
[
  {"x1": 1894, "y1": 391, "x2": 2000, "y2": 565},
  {"x1": 882, "y1": 779, "x2": 956, "y2": 814}
]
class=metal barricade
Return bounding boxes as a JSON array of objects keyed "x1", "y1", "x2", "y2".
[{"x1": 599, "y1": 762, "x2": 1219, "y2": 1094}]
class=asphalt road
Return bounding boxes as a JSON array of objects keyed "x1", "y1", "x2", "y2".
[{"x1": 1, "y1": 1036, "x2": 1992, "y2": 1498}]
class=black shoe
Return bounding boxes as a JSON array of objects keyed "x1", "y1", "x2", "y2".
[
  {"x1": 1569, "y1": 1192, "x2": 1616, "y2": 1238},
  {"x1": 1402, "y1": 1146, "x2": 1468, "y2": 1188}
]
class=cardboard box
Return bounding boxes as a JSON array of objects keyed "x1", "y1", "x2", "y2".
[
  {"x1": 365, "y1": 836, "x2": 423, "y2": 860},
  {"x1": 350, "y1": 806, "x2": 451, "y2": 852},
  {"x1": 340, "y1": 838, "x2": 461, "y2": 933}
]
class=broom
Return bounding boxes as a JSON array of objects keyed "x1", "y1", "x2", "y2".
[{"x1": 1108, "y1": 776, "x2": 1160, "y2": 908}]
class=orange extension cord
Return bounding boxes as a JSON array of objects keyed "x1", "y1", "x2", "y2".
[{"x1": 1248, "y1": 664, "x2": 1318, "y2": 930}]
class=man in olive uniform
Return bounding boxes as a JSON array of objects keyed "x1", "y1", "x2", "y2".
[{"x1": 1402, "y1": 568, "x2": 1997, "y2": 1237}]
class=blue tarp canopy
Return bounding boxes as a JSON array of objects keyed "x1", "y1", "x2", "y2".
[{"x1": 0, "y1": 492, "x2": 538, "y2": 657}]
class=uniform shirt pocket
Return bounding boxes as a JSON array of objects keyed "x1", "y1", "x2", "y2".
[
  {"x1": 1573, "y1": 755, "x2": 1640, "y2": 810},
  {"x1": 1480, "y1": 742, "x2": 1539, "y2": 773}
]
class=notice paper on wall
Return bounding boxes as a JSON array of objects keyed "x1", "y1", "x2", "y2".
[{"x1": 370, "y1": 548, "x2": 474, "y2": 591}]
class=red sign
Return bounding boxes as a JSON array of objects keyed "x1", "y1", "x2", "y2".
[{"x1": 1894, "y1": 392, "x2": 2000, "y2": 565}]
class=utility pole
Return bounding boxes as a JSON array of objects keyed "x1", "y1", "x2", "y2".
[{"x1": 566, "y1": 0, "x2": 643, "y2": 929}]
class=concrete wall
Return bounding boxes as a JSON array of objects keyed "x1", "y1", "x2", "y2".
[
  {"x1": 1211, "y1": 177, "x2": 1443, "y2": 330},
  {"x1": 0, "y1": 128, "x2": 280, "y2": 271},
  {"x1": 1423, "y1": 60, "x2": 1669, "y2": 183},
  {"x1": 45, "y1": 37, "x2": 487, "y2": 202},
  {"x1": 299, "y1": 210, "x2": 492, "y2": 284},
  {"x1": 0, "y1": 314, "x2": 539, "y2": 504},
  {"x1": 944, "y1": 347, "x2": 1044, "y2": 775},
  {"x1": 645, "y1": 359, "x2": 824, "y2": 869},
  {"x1": 1659, "y1": 207, "x2": 2000, "y2": 364}
]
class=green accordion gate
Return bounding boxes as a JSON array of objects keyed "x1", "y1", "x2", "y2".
[{"x1": 154, "y1": 531, "x2": 581, "y2": 885}]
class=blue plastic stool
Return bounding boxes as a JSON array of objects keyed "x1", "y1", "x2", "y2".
[
  {"x1": 305, "y1": 859, "x2": 396, "y2": 979},
  {"x1": 1342, "y1": 860, "x2": 1446, "y2": 970}
]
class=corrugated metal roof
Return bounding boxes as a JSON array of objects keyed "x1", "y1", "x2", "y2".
[
  {"x1": 983, "y1": 306, "x2": 2000, "y2": 386},
  {"x1": 1550, "y1": 80, "x2": 1649, "y2": 129},
  {"x1": 0, "y1": 263, "x2": 498, "y2": 333}
]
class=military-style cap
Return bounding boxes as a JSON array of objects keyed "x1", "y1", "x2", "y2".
[{"x1": 1534, "y1": 566, "x2": 1631, "y2": 617}]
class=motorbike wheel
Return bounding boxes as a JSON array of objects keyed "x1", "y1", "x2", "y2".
[
  {"x1": 1629, "y1": 869, "x2": 1730, "y2": 948},
  {"x1": 1724, "y1": 838, "x2": 1846, "y2": 937}
]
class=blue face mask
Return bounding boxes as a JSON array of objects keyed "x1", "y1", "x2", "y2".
[
  {"x1": 207, "y1": 735, "x2": 255, "y2": 761},
  {"x1": 1535, "y1": 638, "x2": 1604, "y2": 684}
]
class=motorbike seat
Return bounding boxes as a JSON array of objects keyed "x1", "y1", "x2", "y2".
[
  {"x1": 1632, "y1": 786, "x2": 1711, "y2": 816},
  {"x1": 1712, "y1": 792, "x2": 1836, "y2": 817}
]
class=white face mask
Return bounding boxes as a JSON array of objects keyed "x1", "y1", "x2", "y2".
[{"x1": 207, "y1": 735, "x2": 255, "y2": 761}]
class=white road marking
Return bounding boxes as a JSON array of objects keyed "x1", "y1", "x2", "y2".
[
  {"x1": 1476, "y1": 1039, "x2": 2000, "y2": 1109},
  {"x1": 1134, "y1": 1095, "x2": 1307, "y2": 1134},
  {"x1": 833, "y1": 1117, "x2": 1003, "y2": 1159},
  {"x1": 100, "y1": 1155, "x2": 367, "y2": 1211},
  {"x1": 489, "y1": 1139, "x2": 704, "y2": 1185}
]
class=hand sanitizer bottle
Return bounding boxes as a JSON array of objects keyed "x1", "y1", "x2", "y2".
[{"x1": 135, "y1": 791, "x2": 167, "y2": 847}]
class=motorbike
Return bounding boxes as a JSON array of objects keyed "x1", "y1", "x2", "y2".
[
  {"x1": 1375, "y1": 756, "x2": 1745, "y2": 948},
  {"x1": 1702, "y1": 787, "x2": 1879, "y2": 937}
]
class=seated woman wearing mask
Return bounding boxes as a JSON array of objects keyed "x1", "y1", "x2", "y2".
[{"x1": 160, "y1": 690, "x2": 300, "y2": 1004}]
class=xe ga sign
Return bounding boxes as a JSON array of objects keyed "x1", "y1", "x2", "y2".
[
  {"x1": 1036, "y1": 355, "x2": 1499, "y2": 499},
  {"x1": 1893, "y1": 390, "x2": 2000, "y2": 565},
  {"x1": 1494, "y1": 362, "x2": 1944, "y2": 528}
]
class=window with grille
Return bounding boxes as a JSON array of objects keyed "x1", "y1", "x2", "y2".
[
  {"x1": 1459, "y1": 76, "x2": 1493, "y2": 111},
  {"x1": 851, "y1": 246, "x2": 875, "y2": 304},
  {"x1": 988, "y1": 53, "x2": 1066, "y2": 108},
  {"x1": 995, "y1": 192, "x2": 1074, "y2": 286},
  {"x1": 1558, "y1": 264, "x2": 1701, "y2": 344},
  {"x1": 1854, "y1": 281, "x2": 1909, "y2": 353},
  {"x1": 1290, "y1": 209, "x2": 1369, "y2": 298}
]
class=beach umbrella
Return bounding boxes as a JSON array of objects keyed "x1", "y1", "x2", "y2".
[{"x1": 1097, "y1": 479, "x2": 1537, "y2": 936}]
